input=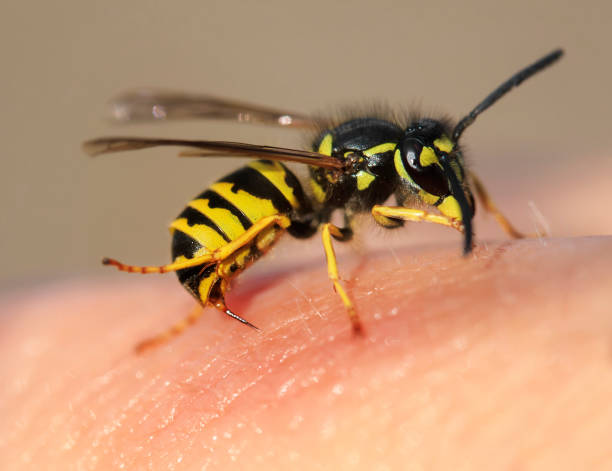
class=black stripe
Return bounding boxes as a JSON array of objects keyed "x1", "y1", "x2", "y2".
[
  {"x1": 218, "y1": 164, "x2": 293, "y2": 215},
  {"x1": 171, "y1": 228, "x2": 203, "y2": 262},
  {"x1": 171, "y1": 228, "x2": 217, "y2": 298},
  {"x1": 197, "y1": 189, "x2": 253, "y2": 230},
  {"x1": 176, "y1": 206, "x2": 230, "y2": 242},
  {"x1": 171, "y1": 229, "x2": 205, "y2": 288},
  {"x1": 176, "y1": 262, "x2": 216, "y2": 299},
  {"x1": 279, "y1": 162, "x2": 311, "y2": 212}
]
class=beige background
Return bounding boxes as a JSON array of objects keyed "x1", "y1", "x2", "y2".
[{"x1": 1, "y1": 0, "x2": 611, "y2": 286}]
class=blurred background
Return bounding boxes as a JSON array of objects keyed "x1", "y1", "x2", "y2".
[{"x1": 1, "y1": 0, "x2": 611, "y2": 287}]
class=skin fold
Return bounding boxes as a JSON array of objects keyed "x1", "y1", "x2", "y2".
[{"x1": 1, "y1": 163, "x2": 612, "y2": 470}]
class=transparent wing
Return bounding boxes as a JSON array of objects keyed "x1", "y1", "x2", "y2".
[
  {"x1": 83, "y1": 137, "x2": 344, "y2": 169},
  {"x1": 108, "y1": 88, "x2": 320, "y2": 129}
]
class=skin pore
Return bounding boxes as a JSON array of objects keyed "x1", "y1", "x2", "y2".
[{"x1": 2, "y1": 165, "x2": 612, "y2": 469}]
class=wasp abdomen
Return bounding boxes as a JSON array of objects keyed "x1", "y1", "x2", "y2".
[{"x1": 170, "y1": 160, "x2": 310, "y2": 304}]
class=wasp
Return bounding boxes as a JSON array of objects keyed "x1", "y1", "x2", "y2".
[{"x1": 84, "y1": 49, "x2": 562, "y2": 352}]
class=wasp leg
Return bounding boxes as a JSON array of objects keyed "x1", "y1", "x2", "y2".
[
  {"x1": 134, "y1": 303, "x2": 205, "y2": 354},
  {"x1": 372, "y1": 205, "x2": 464, "y2": 233},
  {"x1": 118, "y1": 215, "x2": 290, "y2": 352},
  {"x1": 211, "y1": 214, "x2": 291, "y2": 259},
  {"x1": 469, "y1": 172, "x2": 527, "y2": 239},
  {"x1": 102, "y1": 255, "x2": 216, "y2": 274},
  {"x1": 103, "y1": 214, "x2": 292, "y2": 274},
  {"x1": 320, "y1": 222, "x2": 362, "y2": 334}
]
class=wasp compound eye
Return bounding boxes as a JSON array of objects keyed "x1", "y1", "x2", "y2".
[
  {"x1": 400, "y1": 139, "x2": 423, "y2": 170},
  {"x1": 413, "y1": 164, "x2": 449, "y2": 197},
  {"x1": 399, "y1": 139, "x2": 448, "y2": 196}
]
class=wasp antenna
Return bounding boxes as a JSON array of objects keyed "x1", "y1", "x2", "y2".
[
  {"x1": 440, "y1": 156, "x2": 473, "y2": 255},
  {"x1": 452, "y1": 49, "x2": 563, "y2": 142}
]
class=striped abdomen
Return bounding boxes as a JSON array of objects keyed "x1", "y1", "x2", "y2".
[{"x1": 170, "y1": 160, "x2": 310, "y2": 303}]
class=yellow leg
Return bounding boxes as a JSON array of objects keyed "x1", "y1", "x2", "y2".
[
  {"x1": 372, "y1": 205, "x2": 465, "y2": 233},
  {"x1": 135, "y1": 304, "x2": 204, "y2": 353},
  {"x1": 469, "y1": 172, "x2": 526, "y2": 239},
  {"x1": 103, "y1": 255, "x2": 216, "y2": 274},
  {"x1": 321, "y1": 223, "x2": 362, "y2": 334},
  {"x1": 212, "y1": 215, "x2": 291, "y2": 259},
  {"x1": 103, "y1": 214, "x2": 292, "y2": 274}
]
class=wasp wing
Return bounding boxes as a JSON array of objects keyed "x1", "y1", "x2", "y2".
[
  {"x1": 108, "y1": 88, "x2": 320, "y2": 129},
  {"x1": 83, "y1": 137, "x2": 344, "y2": 169}
]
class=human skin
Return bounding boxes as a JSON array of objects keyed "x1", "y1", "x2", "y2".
[
  {"x1": 2, "y1": 235, "x2": 612, "y2": 470},
  {"x1": 2, "y1": 164, "x2": 612, "y2": 469}
]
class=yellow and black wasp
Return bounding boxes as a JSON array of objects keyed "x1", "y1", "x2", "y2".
[{"x1": 84, "y1": 49, "x2": 562, "y2": 352}]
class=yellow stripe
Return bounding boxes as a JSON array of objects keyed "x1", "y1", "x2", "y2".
[
  {"x1": 363, "y1": 142, "x2": 397, "y2": 157},
  {"x1": 394, "y1": 148, "x2": 412, "y2": 182},
  {"x1": 188, "y1": 199, "x2": 246, "y2": 240},
  {"x1": 248, "y1": 160, "x2": 299, "y2": 209},
  {"x1": 433, "y1": 135, "x2": 454, "y2": 153},
  {"x1": 310, "y1": 178, "x2": 327, "y2": 203},
  {"x1": 318, "y1": 133, "x2": 333, "y2": 155},
  {"x1": 356, "y1": 170, "x2": 376, "y2": 190},
  {"x1": 197, "y1": 271, "x2": 218, "y2": 303},
  {"x1": 437, "y1": 196, "x2": 462, "y2": 220},
  {"x1": 419, "y1": 190, "x2": 439, "y2": 206},
  {"x1": 419, "y1": 146, "x2": 439, "y2": 168},
  {"x1": 170, "y1": 218, "x2": 228, "y2": 251},
  {"x1": 210, "y1": 182, "x2": 278, "y2": 223},
  {"x1": 172, "y1": 246, "x2": 209, "y2": 263}
]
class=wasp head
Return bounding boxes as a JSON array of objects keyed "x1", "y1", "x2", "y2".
[{"x1": 394, "y1": 118, "x2": 475, "y2": 254}]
